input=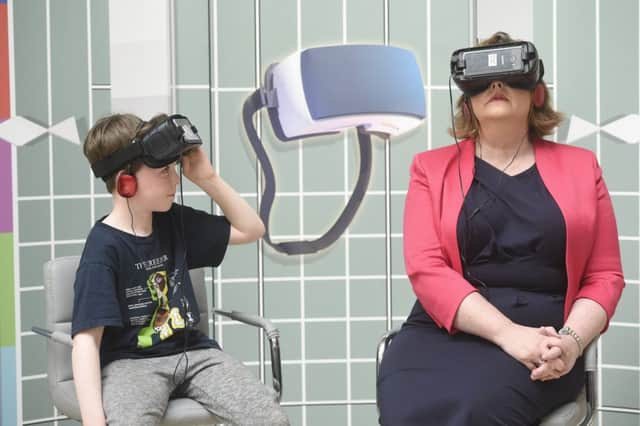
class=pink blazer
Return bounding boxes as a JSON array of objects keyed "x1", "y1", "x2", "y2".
[{"x1": 403, "y1": 138, "x2": 625, "y2": 333}]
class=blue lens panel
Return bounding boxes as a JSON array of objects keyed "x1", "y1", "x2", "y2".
[{"x1": 301, "y1": 45, "x2": 426, "y2": 120}]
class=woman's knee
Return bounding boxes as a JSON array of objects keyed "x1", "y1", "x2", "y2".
[{"x1": 459, "y1": 388, "x2": 533, "y2": 426}]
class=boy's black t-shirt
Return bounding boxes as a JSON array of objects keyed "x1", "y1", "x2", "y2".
[{"x1": 71, "y1": 203, "x2": 230, "y2": 367}]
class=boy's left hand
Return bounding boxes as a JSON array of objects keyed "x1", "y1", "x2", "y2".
[{"x1": 181, "y1": 147, "x2": 217, "y2": 185}]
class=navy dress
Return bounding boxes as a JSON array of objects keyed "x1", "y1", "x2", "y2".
[{"x1": 378, "y1": 158, "x2": 584, "y2": 426}]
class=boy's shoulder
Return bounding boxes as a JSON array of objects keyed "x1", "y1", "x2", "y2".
[
  {"x1": 80, "y1": 220, "x2": 126, "y2": 268},
  {"x1": 85, "y1": 219, "x2": 121, "y2": 245}
]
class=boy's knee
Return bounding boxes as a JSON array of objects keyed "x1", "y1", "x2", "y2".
[
  {"x1": 248, "y1": 392, "x2": 289, "y2": 425},
  {"x1": 105, "y1": 410, "x2": 164, "y2": 426},
  {"x1": 260, "y1": 404, "x2": 290, "y2": 426}
]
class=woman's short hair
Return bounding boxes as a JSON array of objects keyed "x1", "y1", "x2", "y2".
[
  {"x1": 84, "y1": 113, "x2": 168, "y2": 192},
  {"x1": 449, "y1": 31, "x2": 563, "y2": 140}
]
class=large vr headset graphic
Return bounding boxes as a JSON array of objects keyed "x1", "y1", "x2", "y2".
[
  {"x1": 91, "y1": 114, "x2": 202, "y2": 180},
  {"x1": 450, "y1": 41, "x2": 544, "y2": 96},
  {"x1": 243, "y1": 44, "x2": 426, "y2": 256}
]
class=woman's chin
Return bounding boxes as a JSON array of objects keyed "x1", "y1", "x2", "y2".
[{"x1": 479, "y1": 110, "x2": 523, "y2": 122}]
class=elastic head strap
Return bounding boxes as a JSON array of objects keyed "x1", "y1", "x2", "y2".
[
  {"x1": 243, "y1": 88, "x2": 373, "y2": 255},
  {"x1": 131, "y1": 119, "x2": 147, "y2": 144},
  {"x1": 90, "y1": 119, "x2": 147, "y2": 180}
]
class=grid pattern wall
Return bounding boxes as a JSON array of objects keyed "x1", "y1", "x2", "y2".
[{"x1": 7, "y1": 0, "x2": 639, "y2": 425}]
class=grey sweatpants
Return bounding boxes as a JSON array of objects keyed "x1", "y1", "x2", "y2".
[{"x1": 101, "y1": 348, "x2": 289, "y2": 426}]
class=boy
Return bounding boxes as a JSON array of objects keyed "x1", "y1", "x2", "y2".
[{"x1": 71, "y1": 113, "x2": 289, "y2": 426}]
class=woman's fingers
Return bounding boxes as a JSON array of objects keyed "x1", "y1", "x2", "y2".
[
  {"x1": 539, "y1": 326, "x2": 559, "y2": 337},
  {"x1": 530, "y1": 362, "x2": 551, "y2": 380},
  {"x1": 547, "y1": 357, "x2": 566, "y2": 373},
  {"x1": 530, "y1": 356, "x2": 568, "y2": 381},
  {"x1": 542, "y1": 345, "x2": 562, "y2": 361},
  {"x1": 525, "y1": 327, "x2": 574, "y2": 381}
]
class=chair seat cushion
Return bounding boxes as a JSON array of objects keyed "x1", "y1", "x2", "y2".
[
  {"x1": 163, "y1": 398, "x2": 223, "y2": 426},
  {"x1": 52, "y1": 381, "x2": 82, "y2": 420},
  {"x1": 54, "y1": 380, "x2": 223, "y2": 425},
  {"x1": 540, "y1": 386, "x2": 587, "y2": 426}
]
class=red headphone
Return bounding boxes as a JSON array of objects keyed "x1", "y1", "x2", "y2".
[
  {"x1": 117, "y1": 165, "x2": 137, "y2": 198},
  {"x1": 462, "y1": 99, "x2": 471, "y2": 120},
  {"x1": 533, "y1": 83, "x2": 545, "y2": 108}
]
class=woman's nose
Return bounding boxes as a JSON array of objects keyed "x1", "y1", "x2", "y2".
[{"x1": 490, "y1": 80, "x2": 504, "y2": 89}]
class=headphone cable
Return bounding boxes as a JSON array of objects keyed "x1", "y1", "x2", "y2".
[
  {"x1": 448, "y1": 76, "x2": 488, "y2": 288},
  {"x1": 172, "y1": 158, "x2": 191, "y2": 387}
]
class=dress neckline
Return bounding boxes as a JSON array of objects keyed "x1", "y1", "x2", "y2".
[{"x1": 475, "y1": 156, "x2": 537, "y2": 178}]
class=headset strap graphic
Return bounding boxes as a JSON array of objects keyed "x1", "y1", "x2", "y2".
[{"x1": 243, "y1": 87, "x2": 372, "y2": 255}]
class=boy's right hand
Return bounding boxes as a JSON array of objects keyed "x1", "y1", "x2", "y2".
[{"x1": 181, "y1": 147, "x2": 217, "y2": 186}]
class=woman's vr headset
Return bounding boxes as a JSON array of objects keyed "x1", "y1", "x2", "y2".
[
  {"x1": 91, "y1": 114, "x2": 202, "y2": 180},
  {"x1": 450, "y1": 41, "x2": 544, "y2": 96}
]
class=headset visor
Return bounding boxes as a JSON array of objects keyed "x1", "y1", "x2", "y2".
[
  {"x1": 91, "y1": 114, "x2": 203, "y2": 180},
  {"x1": 140, "y1": 115, "x2": 202, "y2": 168},
  {"x1": 450, "y1": 41, "x2": 544, "y2": 97}
]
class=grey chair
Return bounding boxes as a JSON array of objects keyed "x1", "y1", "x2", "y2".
[
  {"x1": 32, "y1": 256, "x2": 282, "y2": 426},
  {"x1": 376, "y1": 328, "x2": 597, "y2": 426}
]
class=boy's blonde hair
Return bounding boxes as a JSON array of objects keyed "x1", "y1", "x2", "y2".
[{"x1": 84, "y1": 113, "x2": 168, "y2": 192}]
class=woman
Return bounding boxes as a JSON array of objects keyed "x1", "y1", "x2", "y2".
[{"x1": 377, "y1": 32, "x2": 624, "y2": 425}]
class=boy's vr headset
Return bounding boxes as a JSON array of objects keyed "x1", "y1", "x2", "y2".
[
  {"x1": 450, "y1": 41, "x2": 544, "y2": 96},
  {"x1": 244, "y1": 44, "x2": 426, "y2": 255},
  {"x1": 91, "y1": 114, "x2": 202, "y2": 180}
]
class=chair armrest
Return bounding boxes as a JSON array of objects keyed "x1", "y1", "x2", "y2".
[
  {"x1": 32, "y1": 326, "x2": 73, "y2": 347},
  {"x1": 582, "y1": 338, "x2": 599, "y2": 426},
  {"x1": 583, "y1": 339, "x2": 597, "y2": 371},
  {"x1": 376, "y1": 327, "x2": 401, "y2": 378},
  {"x1": 213, "y1": 309, "x2": 278, "y2": 337},
  {"x1": 213, "y1": 309, "x2": 282, "y2": 401}
]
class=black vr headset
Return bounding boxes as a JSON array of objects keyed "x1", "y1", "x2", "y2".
[
  {"x1": 450, "y1": 41, "x2": 544, "y2": 97},
  {"x1": 91, "y1": 114, "x2": 202, "y2": 180}
]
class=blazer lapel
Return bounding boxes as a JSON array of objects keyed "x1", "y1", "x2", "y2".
[{"x1": 441, "y1": 139, "x2": 475, "y2": 274}]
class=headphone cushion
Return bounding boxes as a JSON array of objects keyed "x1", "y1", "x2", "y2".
[
  {"x1": 117, "y1": 173, "x2": 137, "y2": 198},
  {"x1": 463, "y1": 101, "x2": 471, "y2": 120},
  {"x1": 533, "y1": 84, "x2": 545, "y2": 108}
]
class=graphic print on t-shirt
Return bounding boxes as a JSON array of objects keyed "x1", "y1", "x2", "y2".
[{"x1": 136, "y1": 270, "x2": 186, "y2": 348}]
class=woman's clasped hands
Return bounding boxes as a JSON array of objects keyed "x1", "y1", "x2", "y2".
[
  {"x1": 496, "y1": 323, "x2": 581, "y2": 382},
  {"x1": 532, "y1": 326, "x2": 581, "y2": 382}
]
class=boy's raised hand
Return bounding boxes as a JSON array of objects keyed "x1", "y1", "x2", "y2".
[{"x1": 181, "y1": 147, "x2": 217, "y2": 185}]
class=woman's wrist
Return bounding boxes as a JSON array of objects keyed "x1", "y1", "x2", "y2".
[
  {"x1": 492, "y1": 319, "x2": 517, "y2": 349},
  {"x1": 559, "y1": 326, "x2": 583, "y2": 356}
]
